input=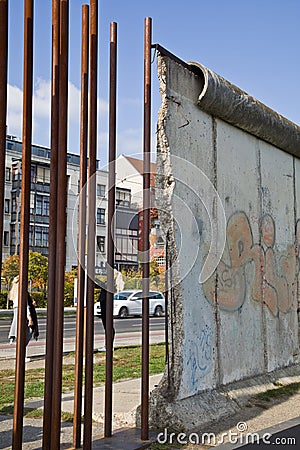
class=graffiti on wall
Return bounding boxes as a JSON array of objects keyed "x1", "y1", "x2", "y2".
[
  {"x1": 186, "y1": 323, "x2": 213, "y2": 384},
  {"x1": 204, "y1": 212, "x2": 300, "y2": 316}
]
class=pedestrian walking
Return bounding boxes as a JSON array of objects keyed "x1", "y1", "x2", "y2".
[
  {"x1": 97, "y1": 281, "x2": 115, "y2": 352},
  {"x1": 8, "y1": 275, "x2": 39, "y2": 360}
]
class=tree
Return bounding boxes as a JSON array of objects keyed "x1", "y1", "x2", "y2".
[
  {"x1": 1, "y1": 254, "x2": 20, "y2": 288},
  {"x1": 150, "y1": 258, "x2": 160, "y2": 289},
  {"x1": 64, "y1": 267, "x2": 78, "y2": 306},
  {"x1": 1, "y1": 251, "x2": 48, "y2": 291},
  {"x1": 28, "y1": 251, "x2": 48, "y2": 290}
]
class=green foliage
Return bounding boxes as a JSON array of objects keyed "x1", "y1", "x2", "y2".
[
  {"x1": 122, "y1": 265, "x2": 165, "y2": 292},
  {"x1": 28, "y1": 251, "x2": 48, "y2": 290},
  {"x1": 30, "y1": 291, "x2": 47, "y2": 308},
  {"x1": 0, "y1": 291, "x2": 8, "y2": 309},
  {"x1": 1, "y1": 251, "x2": 48, "y2": 291},
  {"x1": 64, "y1": 268, "x2": 78, "y2": 307},
  {"x1": 1, "y1": 254, "x2": 19, "y2": 287}
]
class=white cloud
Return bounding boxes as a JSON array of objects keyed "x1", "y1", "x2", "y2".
[
  {"x1": 33, "y1": 78, "x2": 51, "y2": 118},
  {"x1": 6, "y1": 78, "x2": 109, "y2": 152},
  {"x1": 7, "y1": 84, "x2": 23, "y2": 138},
  {"x1": 117, "y1": 128, "x2": 143, "y2": 154}
]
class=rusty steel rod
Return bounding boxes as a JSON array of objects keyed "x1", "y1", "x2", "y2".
[
  {"x1": 0, "y1": 0, "x2": 8, "y2": 276},
  {"x1": 50, "y1": 0, "x2": 69, "y2": 448},
  {"x1": 83, "y1": 0, "x2": 98, "y2": 447},
  {"x1": 12, "y1": 1, "x2": 34, "y2": 448},
  {"x1": 165, "y1": 234, "x2": 170, "y2": 387},
  {"x1": 141, "y1": 16, "x2": 152, "y2": 441},
  {"x1": 42, "y1": 0, "x2": 60, "y2": 446},
  {"x1": 104, "y1": 21, "x2": 117, "y2": 438},
  {"x1": 73, "y1": 4, "x2": 89, "y2": 448}
]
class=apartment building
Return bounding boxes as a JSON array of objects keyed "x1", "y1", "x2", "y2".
[
  {"x1": 2, "y1": 136, "x2": 108, "y2": 273},
  {"x1": 2, "y1": 139, "x2": 163, "y2": 275},
  {"x1": 116, "y1": 155, "x2": 165, "y2": 269}
]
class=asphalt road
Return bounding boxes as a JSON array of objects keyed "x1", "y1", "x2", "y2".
[{"x1": 0, "y1": 314, "x2": 166, "y2": 345}]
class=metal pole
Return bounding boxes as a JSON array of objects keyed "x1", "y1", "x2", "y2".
[
  {"x1": 165, "y1": 234, "x2": 170, "y2": 387},
  {"x1": 51, "y1": 0, "x2": 68, "y2": 448},
  {"x1": 73, "y1": 4, "x2": 89, "y2": 448},
  {"x1": 141, "y1": 16, "x2": 152, "y2": 441},
  {"x1": 104, "y1": 21, "x2": 117, "y2": 438},
  {"x1": 42, "y1": 0, "x2": 60, "y2": 446},
  {"x1": 0, "y1": 0, "x2": 8, "y2": 276},
  {"x1": 12, "y1": 1, "x2": 34, "y2": 448},
  {"x1": 83, "y1": 0, "x2": 98, "y2": 447}
]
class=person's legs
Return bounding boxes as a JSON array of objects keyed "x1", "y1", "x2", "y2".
[
  {"x1": 98, "y1": 299, "x2": 115, "y2": 351},
  {"x1": 8, "y1": 307, "x2": 18, "y2": 342}
]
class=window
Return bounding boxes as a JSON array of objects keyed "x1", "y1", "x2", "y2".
[
  {"x1": 97, "y1": 236, "x2": 105, "y2": 253},
  {"x1": 42, "y1": 228, "x2": 49, "y2": 247},
  {"x1": 12, "y1": 166, "x2": 19, "y2": 182},
  {"x1": 34, "y1": 194, "x2": 50, "y2": 216},
  {"x1": 5, "y1": 168, "x2": 11, "y2": 181},
  {"x1": 10, "y1": 226, "x2": 16, "y2": 246},
  {"x1": 29, "y1": 226, "x2": 34, "y2": 246},
  {"x1": 155, "y1": 256, "x2": 165, "y2": 267},
  {"x1": 4, "y1": 231, "x2": 9, "y2": 246},
  {"x1": 97, "y1": 208, "x2": 105, "y2": 225},
  {"x1": 43, "y1": 196, "x2": 50, "y2": 215},
  {"x1": 35, "y1": 226, "x2": 42, "y2": 246},
  {"x1": 36, "y1": 195, "x2": 43, "y2": 215},
  {"x1": 31, "y1": 165, "x2": 36, "y2": 183},
  {"x1": 97, "y1": 184, "x2": 106, "y2": 197},
  {"x1": 44, "y1": 167, "x2": 51, "y2": 183},
  {"x1": 149, "y1": 292, "x2": 164, "y2": 299},
  {"x1": 11, "y1": 192, "x2": 18, "y2": 213},
  {"x1": 30, "y1": 193, "x2": 35, "y2": 213},
  {"x1": 37, "y1": 166, "x2": 50, "y2": 183},
  {"x1": 116, "y1": 188, "x2": 131, "y2": 207},
  {"x1": 4, "y1": 199, "x2": 10, "y2": 214}
]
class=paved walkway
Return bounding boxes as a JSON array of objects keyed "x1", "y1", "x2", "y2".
[
  {"x1": 1, "y1": 322, "x2": 300, "y2": 449},
  {"x1": 0, "y1": 371, "x2": 162, "y2": 449}
]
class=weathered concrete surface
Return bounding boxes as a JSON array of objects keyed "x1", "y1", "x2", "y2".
[
  {"x1": 148, "y1": 52, "x2": 300, "y2": 432},
  {"x1": 189, "y1": 60, "x2": 300, "y2": 157}
]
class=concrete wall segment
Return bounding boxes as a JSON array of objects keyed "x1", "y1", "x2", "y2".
[{"x1": 147, "y1": 50, "x2": 300, "y2": 432}]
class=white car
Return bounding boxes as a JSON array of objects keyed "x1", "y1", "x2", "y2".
[{"x1": 94, "y1": 290, "x2": 165, "y2": 318}]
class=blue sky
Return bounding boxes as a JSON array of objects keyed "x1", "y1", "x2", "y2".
[{"x1": 7, "y1": 0, "x2": 300, "y2": 166}]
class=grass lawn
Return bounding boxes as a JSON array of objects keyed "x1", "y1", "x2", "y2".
[{"x1": 0, "y1": 343, "x2": 166, "y2": 416}]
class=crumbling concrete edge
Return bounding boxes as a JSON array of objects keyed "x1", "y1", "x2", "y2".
[
  {"x1": 146, "y1": 363, "x2": 300, "y2": 433},
  {"x1": 136, "y1": 52, "x2": 185, "y2": 428}
]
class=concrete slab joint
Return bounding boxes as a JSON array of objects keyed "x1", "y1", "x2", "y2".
[{"x1": 141, "y1": 50, "x2": 300, "y2": 433}]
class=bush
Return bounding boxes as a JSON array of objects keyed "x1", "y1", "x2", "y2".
[
  {"x1": 1, "y1": 290, "x2": 47, "y2": 309},
  {"x1": 30, "y1": 291, "x2": 47, "y2": 308},
  {"x1": 0, "y1": 291, "x2": 9, "y2": 309}
]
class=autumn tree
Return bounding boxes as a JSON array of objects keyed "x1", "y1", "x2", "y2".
[
  {"x1": 28, "y1": 251, "x2": 48, "y2": 290},
  {"x1": 1, "y1": 251, "x2": 48, "y2": 291},
  {"x1": 64, "y1": 267, "x2": 78, "y2": 306},
  {"x1": 1, "y1": 254, "x2": 20, "y2": 288}
]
